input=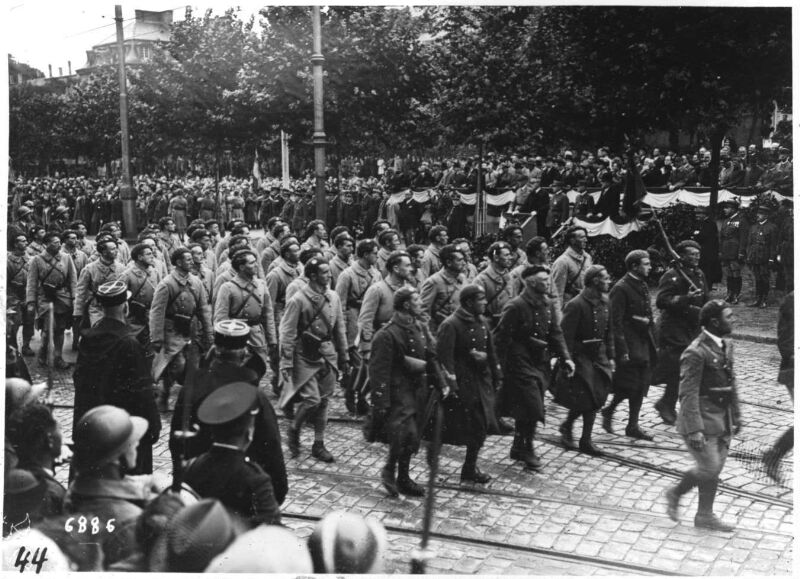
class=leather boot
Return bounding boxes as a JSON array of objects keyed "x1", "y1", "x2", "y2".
[
  {"x1": 509, "y1": 432, "x2": 527, "y2": 461},
  {"x1": 559, "y1": 421, "x2": 576, "y2": 449},
  {"x1": 381, "y1": 463, "x2": 399, "y2": 497},
  {"x1": 287, "y1": 424, "x2": 300, "y2": 458},
  {"x1": 578, "y1": 437, "x2": 604, "y2": 456},
  {"x1": 521, "y1": 437, "x2": 541, "y2": 470},
  {"x1": 601, "y1": 405, "x2": 615, "y2": 434},
  {"x1": 460, "y1": 463, "x2": 492, "y2": 483},
  {"x1": 397, "y1": 456, "x2": 425, "y2": 497}
]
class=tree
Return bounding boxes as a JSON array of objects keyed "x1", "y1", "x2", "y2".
[{"x1": 9, "y1": 83, "x2": 66, "y2": 174}]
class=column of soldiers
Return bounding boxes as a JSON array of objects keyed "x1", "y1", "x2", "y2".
[{"x1": 9, "y1": 201, "x2": 766, "y2": 533}]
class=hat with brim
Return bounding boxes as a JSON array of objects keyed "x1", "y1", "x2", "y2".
[
  {"x1": 198, "y1": 382, "x2": 258, "y2": 425},
  {"x1": 74, "y1": 407, "x2": 148, "y2": 469}
]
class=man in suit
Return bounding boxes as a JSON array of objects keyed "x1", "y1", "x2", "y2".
[
  {"x1": 184, "y1": 382, "x2": 282, "y2": 527},
  {"x1": 666, "y1": 300, "x2": 740, "y2": 532}
]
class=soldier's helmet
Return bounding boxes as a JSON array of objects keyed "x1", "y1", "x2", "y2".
[
  {"x1": 307, "y1": 511, "x2": 388, "y2": 574},
  {"x1": 73, "y1": 405, "x2": 148, "y2": 470}
]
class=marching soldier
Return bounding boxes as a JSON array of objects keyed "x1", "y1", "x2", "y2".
[
  {"x1": 214, "y1": 249, "x2": 278, "y2": 380},
  {"x1": 279, "y1": 258, "x2": 349, "y2": 463},
  {"x1": 61, "y1": 229, "x2": 88, "y2": 279},
  {"x1": 73, "y1": 234, "x2": 126, "y2": 328},
  {"x1": 8, "y1": 232, "x2": 35, "y2": 356},
  {"x1": 718, "y1": 199, "x2": 749, "y2": 304},
  {"x1": 190, "y1": 228, "x2": 218, "y2": 274},
  {"x1": 745, "y1": 204, "x2": 778, "y2": 308},
  {"x1": 189, "y1": 242, "x2": 215, "y2": 304},
  {"x1": 653, "y1": 240, "x2": 708, "y2": 425},
  {"x1": 121, "y1": 243, "x2": 162, "y2": 348},
  {"x1": 26, "y1": 230, "x2": 78, "y2": 368},
  {"x1": 301, "y1": 219, "x2": 330, "y2": 253},
  {"x1": 97, "y1": 222, "x2": 131, "y2": 265},
  {"x1": 72, "y1": 281, "x2": 161, "y2": 475},
  {"x1": 150, "y1": 248, "x2": 214, "y2": 408},
  {"x1": 357, "y1": 251, "x2": 413, "y2": 360},
  {"x1": 551, "y1": 226, "x2": 593, "y2": 311},
  {"x1": 420, "y1": 244, "x2": 466, "y2": 333},
  {"x1": 556, "y1": 265, "x2": 615, "y2": 456},
  {"x1": 170, "y1": 320, "x2": 287, "y2": 505},
  {"x1": 261, "y1": 222, "x2": 292, "y2": 273},
  {"x1": 69, "y1": 220, "x2": 96, "y2": 257},
  {"x1": 376, "y1": 229, "x2": 402, "y2": 275},
  {"x1": 473, "y1": 241, "x2": 515, "y2": 328},
  {"x1": 603, "y1": 250, "x2": 657, "y2": 440},
  {"x1": 436, "y1": 285, "x2": 502, "y2": 483},
  {"x1": 266, "y1": 240, "x2": 303, "y2": 328},
  {"x1": 494, "y1": 265, "x2": 573, "y2": 471},
  {"x1": 329, "y1": 232, "x2": 354, "y2": 288},
  {"x1": 369, "y1": 287, "x2": 431, "y2": 497},
  {"x1": 511, "y1": 236, "x2": 551, "y2": 295},
  {"x1": 420, "y1": 225, "x2": 448, "y2": 277},
  {"x1": 156, "y1": 216, "x2": 182, "y2": 269},
  {"x1": 184, "y1": 382, "x2": 282, "y2": 527}
]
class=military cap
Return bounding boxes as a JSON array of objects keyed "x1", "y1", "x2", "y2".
[
  {"x1": 756, "y1": 204, "x2": 773, "y2": 214},
  {"x1": 54, "y1": 206, "x2": 69, "y2": 216},
  {"x1": 459, "y1": 284, "x2": 486, "y2": 306},
  {"x1": 719, "y1": 197, "x2": 739, "y2": 208},
  {"x1": 73, "y1": 405, "x2": 148, "y2": 470},
  {"x1": 16, "y1": 206, "x2": 32, "y2": 218},
  {"x1": 95, "y1": 279, "x2": 130, "y2": 307},
  {"x1": 203, "y1": 219, "x2": 219, "y2": 228},
  {"x1": 213, "y1": 319, "x2": 250, "y2": 350},
  {"x1": 190, "y1": 228, "x2": 210, "y2": 242},
  {"x1": 197, "y1": 382, "x2": 258, "y2": 425}
]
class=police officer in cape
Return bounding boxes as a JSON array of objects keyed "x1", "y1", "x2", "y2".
[
  {"x1": 493, "y1": 265, "x2": 574, "y2": 471},
  {"x1": 72, "y1": 280, "x2": 161, "y2": 476},
  {"x1": 435, "y1": 285, "x2": 502, "y2": 483},
  {"x1": 184, "y1": 382, "x2": 283, "y2": 527},
  {"x1": 665, "y1": 300, "x2": 741, "y2": 532},
  {"x1": 368, "y1": 286, "x2": 431, "y2": 497},
  {"x1": 169, "y1": 319, "x2": 287, "y2": 505},
  {"x1": 652, "y1": 240, "x2": 708, "y2": 426},
  {"x1": 149, "y1": 247, "x2": 214, "y2": 409}
]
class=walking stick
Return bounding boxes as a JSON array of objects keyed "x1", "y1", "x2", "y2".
[
  {"x1": 171, "y1": 340, "x2": 199, "y2": 492},
  {"x1": 45, "y1": 302, "x2": 56, "y2": 407},
  {"x1": 410, "y1": 394, "x2": 443, "y2": 575}
]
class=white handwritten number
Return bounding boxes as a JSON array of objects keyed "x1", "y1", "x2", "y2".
[{"x1": 14, "y1": 547, "x2": 48, "y2": 573}]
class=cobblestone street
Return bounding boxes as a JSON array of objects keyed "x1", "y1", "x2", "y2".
[{"x1": 26, "y1": 294, "x2": 793, "y2": 575}]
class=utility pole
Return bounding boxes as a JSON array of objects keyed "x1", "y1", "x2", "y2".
[
  {"x1": 311, "y1": 6, "x2": 327, "y2": 222},
  {"x1": 115, "y1": 4, "x2": 136, "y2": 239}
]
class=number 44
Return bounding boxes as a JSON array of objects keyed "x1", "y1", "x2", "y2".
[{"x1": 14, "y1": 546, "x2": 49, "y2": 574}]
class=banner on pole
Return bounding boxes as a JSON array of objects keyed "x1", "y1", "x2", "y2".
[{"x1": 281, "y1": 131, "x2": 290, "y2": 189}]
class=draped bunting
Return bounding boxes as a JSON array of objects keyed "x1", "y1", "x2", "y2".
[
  {"x1": 571, "y1": 217, "x2": 645, "y2": 239},
  {"x1": 641, "y1": 188, "x2": 790, "y2": 208}
]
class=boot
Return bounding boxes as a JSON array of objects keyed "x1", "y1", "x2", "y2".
[
  {"x1": 311, "y1": 441, "x2": 334, "y2": 463},
  {"x1": 730, "y1": 277, "x2": 742, "y2": 304},
  {"x1": 695, "y1": 478, "x2": 734, "y2": 531},
  {"x1": 287, "y1": 424, "x2": 300, "y2": 458},
  {"x1": 625, "y1": 425, "x2": 654, "y2": 441},
  {"x1": 578, "y1": 439, "x2": 604, "y2": 456},
  {"x1": 509, "y1": 431, "x2": 527, "y2": 461},
  {"x1": 344, "y1": 385, "x2": 356, "y2": 414},
  {"x1": 666, "y1": 471, "x2": 698, "y2": 521},
  {"x1": 381, "y1": 463, "x2": 399, "y2": 497},
  {"x1": 654, "y1": 398, "x2": 677, "y2": 425},
  {"x1": 521, "y1": 436, "x2": 541, "y2": 470},
  {"x1": 460, "y1": 463, "x2": 492, "y2": 484},
  {"x1": 601, "y1": 403, "x2": 616, "y2": 434},
  {"x1": 559, "y1": 420, "x2": 576, "y2": 449},
  {"x1": 578, "y1": 411, "x2": 603, "y2": 456},
  {"x1": 397, "y1": 455, "x2": 425, "y2": 497}
]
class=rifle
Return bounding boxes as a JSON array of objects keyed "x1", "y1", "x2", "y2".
[
  {"x1": 171, "y1": 339, "x2": 200, "y2": 492},
  {"x1": 549, "y1": 216, "x2": 574, "y2": 242},
  {"x1": 45, "y1": 302, "x2": 55, "y2": 407},
  {"x1": 650, "y1": 208, "x2": 701, "y2": 293}
]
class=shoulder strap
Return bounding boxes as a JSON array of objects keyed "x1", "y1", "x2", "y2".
[
  {"x1": 40, "y1": 256, "x2": 62, "y2": 285},
  {"x1": 129, "y1": 271, "x2": 151, "y2": 302},
  {"x1": 566, "y1": 254, "x2": 586, "y2": 293},
  {"x1": 298, "y1": 291, "x2": 332, "y2": 336},
  {"x1": 231, "y1": 283, "x2": 262, "y2": 318}
]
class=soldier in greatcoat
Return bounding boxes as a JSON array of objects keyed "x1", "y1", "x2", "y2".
[
  {"x1": 26, "y1": 230, "x2": 78, "y2": 368},
  {"x1": 279, "y1": 258, "x2": 349, "y2": 463},
  {"x1": 603, "y1": 251, "x2": 657, "y2": 440},
  {"x1": 73, "y1": 234, "x2": 125, "y2": 328},
  {"x1": 376, "y1": 229, "x2": 402, "y2": 276},
  {"x1": 494, "y1": 265, "x2": 574, "y2": 470},
  {"x1": 189, "y1": 242, "x2": 215, "y2": 304},
  {"x1": 328, "y1": 232, "x2": 354, "y2": 288},
  {"x1": 214, "y1": 249, "x2": 278, "y2": 380},
  {"x1": 473, "y1": 241, "x2": 515, "y2": 329},
  {"x1": 745, "y1": 205, "x2": 778, "y2": 308},
  {"x1": 420, "y1": 225, "x2": 448, "y2": 277},
  {"x1": 718, "y1": 199, "x2": 749, "y2": 304},
  {"x1": 156, "y1": 216, "x2": 182, "y2": 270},
  {"x1": 556, "y1": 265, "x2": 615, "y2": 456},
  {"x1": 369, "y1": 287, "x2": 431, "y2": 497},
  {"x1": 266, "y1": 240, "x2": 302, "y2": 329},
  {"x1": 121, "y1": 243, "x2": 162, "y2": 351},
  {"x1": 260, "y1": 223, "x2": 291, "y2": 273},
  {"x1": 149, "y1": 248, "x2": 213, "y2": 408},
  {"x1": 420, "y1": 244, "x2": 466, "y2": 334},
  {"x1": 652, "y1": 240, "x2": 708, "y2": 425},
  {"x1": 8, "y1": 232, "x2": 35, "y2": 356},
  {"x1": 436, "y1": 286, "x2": 502, "y2": 483}
]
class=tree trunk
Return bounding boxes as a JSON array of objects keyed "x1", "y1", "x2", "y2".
[{"x1": 708, "y1": 125, "x2": 726, "y2": 218}]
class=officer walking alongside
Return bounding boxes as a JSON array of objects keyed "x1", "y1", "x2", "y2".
[{"x1": 666, "y1": 300, "x2": 740, "y2": 532}]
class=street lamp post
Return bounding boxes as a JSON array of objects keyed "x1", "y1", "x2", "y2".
[
  {"x1": 311, "y1": 6, "x2": 327, "y2": 223},
  {"x1": 115, "y1": 4, "x2": 136, "y2": 239}
]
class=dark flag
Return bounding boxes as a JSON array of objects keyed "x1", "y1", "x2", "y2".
[{"x1": 622, "y1": 148, "x2": 647, "y2": 220}]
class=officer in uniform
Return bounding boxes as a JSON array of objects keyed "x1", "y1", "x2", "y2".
[
  {"x1": 170, "y1": 320, "x2": 287, "y2": 505},
  {"x1": 279, "y1": 258, "x2": 349, "y2": 463},
  {"x1": 666, "y1": 300, "x2": 740, "y2": 532},
  {"x1": 184, "y1": 382, "x2": 282, "y2": 527},
  {"x1": 420, "y1": 244, "x2": 466, "y2": 334},
  {"x1": 26, "y1": 229, "x2": 78, "y2": 368},
  {"x1": 73, "y1": 234, "x2": 125, "y2": 328},
  {"x1": 718, "y1": 199, "x2": 749, "y2": 304},
  {"x1": 653, "y1": 240, "x2": 708, "y2": 425},
  {"x1": 214, "y1": 249, "x2": 278, "y2": 379},
  {"x1": 369, "y1": 287, "x2": 431, "y2": 497},
  {"x1": 122, "y1": 243, "x2": 162, "y2": 349},
  {"x1": 494, "y1": 265, "x2": 574, "y2": 470},
  {"x1": 745, "y1": 205, "x2": 778, "y2": 308},
  {"x1": 150, "y1": 248, "x2": 213, "y2": 408},
  {"x1": 72, "y1": 280, "x2": 161, "y2": 475},
  {"x1": 357, "y1": 251, "x2": 413, "y2": 360},
  {"x1": 8, "y1": 232, "x2": 35, "y2": 356}
]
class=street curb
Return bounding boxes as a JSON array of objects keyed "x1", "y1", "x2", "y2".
[{"x1": 732, "y1": 332, "x2": 777, "y2": 345}]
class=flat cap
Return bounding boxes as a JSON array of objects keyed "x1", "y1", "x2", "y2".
[{"x1": 198, "y1": 382, "x2": 257, "y2": 425}]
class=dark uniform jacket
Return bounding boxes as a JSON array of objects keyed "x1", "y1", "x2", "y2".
[
  {"x1": 436, "y1": 308, "x2": 501, "y2": 445},
  {"x1": 719, "y1": 211, "x2": 749, "y2": 261},
  {"x1": 609, "y1": 273, "x2": 656, "y2": 366},
  {"x1": 169, "y1": 358, "x2": 288, "y2": 505},
  {"x1": 185, "y1": 445, "x2": 281, "y2": 527},
  {"x1": 493, "y1": 291, "x2": 569, "y2": 423},
  {"x1": 72, "y1": 318, "x2": 161, "y2": 474},
  {"x1": 745, "y1": 219, "x2": 778, "y2": 264},
  {"x1": 655, "y1": 266, "x2": 708, "y2": 349},
  {"x1": 676, "y1": 332, "x2": 741, "y2": 437},
  {"x1": 557, "y1": 289, "x2": 615, "y2": 411},
  {"x1": 369, "y1": 313, "x2": 431, "y2": 453}
]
